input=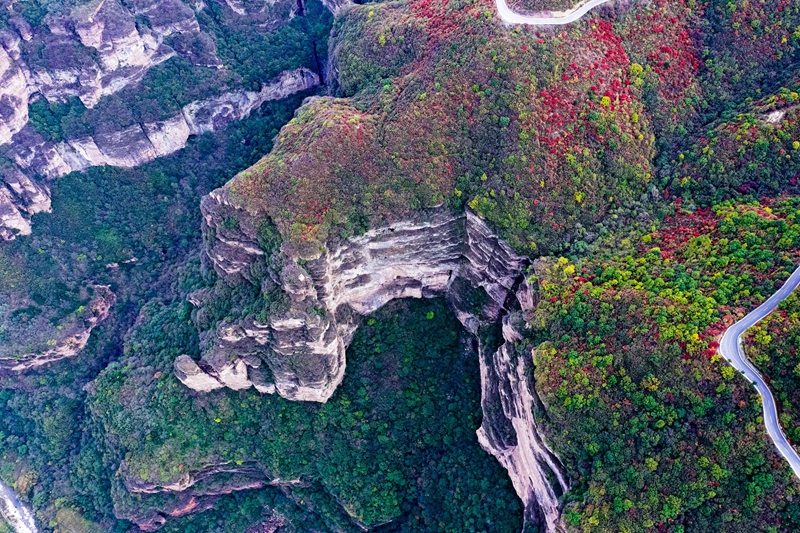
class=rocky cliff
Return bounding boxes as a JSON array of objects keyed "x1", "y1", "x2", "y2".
[
  {"x1": 0, "y1": 0, "x2": 208, "y2": 144},
  {"x1": 0, "y1": 0, "x2": 336, "y2": 241},
  {"x1": 114, "y1": 460, "x2": 302, "y2": 531},
  {"x1": 178, "y1": 184, "x2": 568, "y2": 532},
  {"x1": 0, "y1": 477, "x2": 38, "y2": 533},
  {"x1": 478, "y1": 314, "x2": 569, "y2": 532},
  {"x1": 0, "y1": 167, "x2": 50, "y2": 239},
  {"x1": 7, "y1": 67, "x2": 319, "y2": 175},
  {"x1": 0, "y1": 285, "x2": 115, "y2": 371},
  {"x1": 0, "y1": 66, "x2": 319, "y2": 239}
]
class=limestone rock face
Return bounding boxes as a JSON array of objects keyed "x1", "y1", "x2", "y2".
[
  {"x1": 0, "y1": 45, "x2": 29, "y2": 146},
  {"x1": 0, "y1": 477, "x2": 38, "y2": 533},
  {"x1": 0, "y1": 0, "x2": 326, "y2": 242},
  {"x1": 174, "y1": 355, "x2": 224, "y2": 392},
  {"x1": 477, "y1": 314, "x2": 569, "y2": 533},
  {"x1": 72, "y1": 0, "x2": 164, "y2": 74},
  {"x1": 0, "y1": 168, "x2": 50, "y2": 238},
  {"x1": 0, "y1": 67, "x2": 320, "y2": 239},
  {"x1": 0, "y1": 185, "x2": 30, "y2": 239},
  {"x1": 0, "y1": 0, "x2": 320, "y2": 153},
  {"x1": 183, "y1": 189, "x2": 568, "y2": 531},
  {"x1": 24, "y1": 0, "x2": 205, "y2": 108},
  {"x1": 183, "y1": 68, "x2": 320, "y2": 135},
  {"x1": 4, "y1": 126, "x2": 72, "y2": 180},
  {"x1": 116, "y1": 460, "x2": 302, "y2": 531},
  {"x1": 190, "y1": 194, "x2": 526, "y2": 402},
  {"x1": 320, "y1": 0, "x2": 352, "y2": 15},
  {"x1": 143, "y1": 114, "x2": 192, "y2": 157}
]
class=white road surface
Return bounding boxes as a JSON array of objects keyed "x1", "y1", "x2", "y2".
[
  {"x1": 0, "y1": 478, "x2": 37, "y2": 533},
  {"x1": 495, "y1": 0, "x2": 615, "y2": 25},
  {"x1": 492, "y1": 0, "x2": 800, "y2": 481},
  {"x1": 718, "y1": 265, "x2": 800, "y2": 479}
]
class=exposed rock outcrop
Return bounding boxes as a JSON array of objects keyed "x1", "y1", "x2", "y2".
[
  {"x1": 0, "y1": 0, "x2": 326, "y2": 151},
  {"x1": 319, "y1": 0, "x2": 352, "y2": 15},
  {"x1": 478, "y1": 314, "x2": 569, "y2": 533},
  {"x1": 0, "y1": 285, "x2": 115, "y2": 371},
  {"x1": 0, "y1": 68, "x2": 320, "y2": 239},
  {"x1": 0, "y1": 44, "x2": 29, "y2": 146},
  {"x1": 181, "y1": 189, "x2": 569, "y2": 532},
  {"x1": 173, "y1": 354, "x2": 225, "y2": 391},
  {"x1": 0, "y1": 167, "x2": 51, "y2": 239},
  {"x1": 115, "y1": 460, "x2": 302, "y2": 531},
  {"x1": 19, "y1": 0, "x2": 209, "y2": 110},
  {"x1": 0, "y1": 0, "x2": 330, "y2": 240}
]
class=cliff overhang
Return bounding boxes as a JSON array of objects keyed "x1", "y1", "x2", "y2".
[{"x1": 175, "y1": 182, "x2": 569, "y2": 532}]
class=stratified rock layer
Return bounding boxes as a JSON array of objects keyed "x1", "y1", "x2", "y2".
[
  {"x1": 0, "y1": 0, "x2": 334, "y2": 240},
  {"x1": 0, "y1": 67, "x2": 319, "y2": 239},
  {"x1": 478, "y1": 314, "x2": 569, "y2": 532},
  {"x1": 181, "y1": 183, "x2": 568, "y2": 532},
  {"x1": 116, "y1": 460, "x2": 302, "y2": 531}
]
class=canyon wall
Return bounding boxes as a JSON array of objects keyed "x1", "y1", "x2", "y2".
[
  {"x1": 0, "y1": 0, "x2": 336, "y2": 240},
  {"x1": 0, "y1": 66, "x2": 319, "y2": 239},
  {"x1": 0, "y1": 0, "x2": 305, "y2": 136},
  {"x1": 177, "y1": 185, "x2": 568, "y2": 532}
]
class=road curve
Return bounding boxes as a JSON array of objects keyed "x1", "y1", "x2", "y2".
[
  {"x1": 495, "y1": 0, "x2": 614, "y2": 25},
  {"x1": 718, "y1": 265, "x2": 800, "y2": 479},
  {"x1": 0, "y1": 478, "x2": 37, "y2": 533}
]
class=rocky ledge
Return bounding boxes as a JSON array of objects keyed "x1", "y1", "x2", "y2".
[
  {"x1": 177, "y1": 183, "x2": 569, "y2": 532},
  {"x1": 0, "y1": 67, "x2": 320, "y2": 239},
  {"x1": 0, "y1": 285, "x2": 115, "y2": 371},
  {"x1": 115, "y1": 460, "x2": 302, "y2": 531},
  {"x1": 0, "y1": 0, "x2": 307, "y2": 145},
  {"x1": 0, "y1": 0, "x2": 331, "y2": 241}
]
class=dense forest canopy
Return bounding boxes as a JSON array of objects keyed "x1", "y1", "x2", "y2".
[{"x1": 3, "y1": 0, "x2": 800, "y2": 532}]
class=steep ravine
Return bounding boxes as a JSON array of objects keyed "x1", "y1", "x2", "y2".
[{"x1": 175, "y1": 184, "x2": 569, "y2": 532}]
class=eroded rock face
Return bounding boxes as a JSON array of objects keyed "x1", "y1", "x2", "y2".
[
  {"x1": 0, "y1": 285, "x2": 116, "y2": 371},
  {"x1": 115, "y1": 460, "x2": 301, "y2": 531},
  {"x1": 0, "y1": 45, "x2": 29, "y2": 146},
  {"x1": 0, "y1": 0, "x2": 331, "y2": 240},
  {"x1": 24, "y1": 0, "x2": 205, "y2": 108},
  {"x1": 182, "y1": 68, "x2": 321, "y2": 136},
  {"x1": 0, "y1": 168, "x2": 50, "y2": 238},
  {"x1": 477, "y1": 314, "x2": 569, "y2": 533},
  {"x1": 174, "y1": 354, "x2": 224, "y2": 391},
  {"x1": 319, "y1": 0, "x2": 352, "y2": 15},
  {"x1": 191, "y1": 191, "x2": 526, "y2": 402},
  {"x1": 0, "y1": 67, "x2": 320, "y2": 239},
  {"x1": 0, "y1": 0, "x2": 318, "y2": 152},
  {"x1": 182, "y1": 189, "x2": 568, "y2": 532},
  {"x1": 0, "y1": 477, "x2": 38, "y2": 533}
]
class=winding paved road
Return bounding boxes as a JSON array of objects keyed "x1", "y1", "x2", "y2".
[
  {"x1": 495, "y1": 0, "x2": 614, "y2": 25},
  {"x1": 492, "y1": 0, "x2": 800, "y2": 484},
  {"x1": 719, "y1": 265, "x2": 800, "y2": 479}
]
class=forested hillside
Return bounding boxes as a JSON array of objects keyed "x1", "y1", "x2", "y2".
[{"x1": 3, "y1": 0, "x2": 800, "y2": 532}]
